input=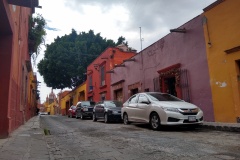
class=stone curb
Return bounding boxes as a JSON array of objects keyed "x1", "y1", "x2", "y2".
[{"x1": 201, "y1": 123, "x2": 240, "y2": 132}]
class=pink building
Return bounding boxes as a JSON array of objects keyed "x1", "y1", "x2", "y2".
[{"x1": 111, "y1": 15, "x2": 215, "y2": 121}]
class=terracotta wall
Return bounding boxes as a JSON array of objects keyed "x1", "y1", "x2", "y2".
[
  {"x1": 0, "y1": 1, "x2": 34, "y2": 138},
  {"x1": 87, "y1": 47, "x2": 136, "y2": 102}
]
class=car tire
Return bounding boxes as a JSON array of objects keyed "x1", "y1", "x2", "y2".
[
  {"x1": 75, "y1": 114, "x2": 79, "y2": 119},
  {"x1": 70, "y1": 113, "x2": 72, "y2": 118},
  {"x1": 104, "y1": 113, "x2": 109, "y2": 123},
  {"x1": 93, "y1": 113, "x2": 97, "y2": 122},
  {"x1": 150, "y1": 113, "x2": 161, "y2": 131},
  {"x1": 123, "y1": 113, "x2": 130, "y2": 125},
  {"x1": 80, "y1": 113, "x2": 84, "y2": 120}
]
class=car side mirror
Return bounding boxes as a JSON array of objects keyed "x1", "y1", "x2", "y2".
[{"x1": 141, "y1": 100, "x2": 150, "y2": 104}]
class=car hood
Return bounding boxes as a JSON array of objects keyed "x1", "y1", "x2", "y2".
[
  {"x1": 153, "y1": 101, "x2": 198, "y2": 109},
  {"x1": 108, "y1": 107, "x2": 121, "y2": 111},
  {"x1": 82, "y1": 105, "x2": 94, "y2": 108}
]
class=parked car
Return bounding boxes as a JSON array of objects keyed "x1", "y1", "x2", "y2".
[
  {"x1": 93, "y1": 100, "x2": 122, "y2": 123},
  {"x1": 122, "y1": 92, "x2": 204, "y2": 130},
  {"x1": 38, "y1": 112, "x2": 48, "y2": 115},
  {"x1": 75, "y1": 101, "x2": 96, "y2": 119},
  {"x1": 68, "y1": 105, "x2": 76, "y2": 118}
]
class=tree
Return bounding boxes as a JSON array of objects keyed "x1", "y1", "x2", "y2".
[
  {"x1": 38, "y1": 29, "x2": 127, "y2": 89},
  {"x1": 28, "y1": 14, "x2": 46, "y2": 60}
]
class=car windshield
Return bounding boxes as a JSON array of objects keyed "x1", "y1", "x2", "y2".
[
  {"x1": 105, "y1": 101, "x2": 122, "y2": 108},
  {"x1": 81, "y1": 101, "x2": 96, "y2": 106},
  {"x1": 71, "y1": 106, "x2": 76, "y2": 109},
  {"x1": 147, "y1": 93, "x2": 182, "y2": 101}
]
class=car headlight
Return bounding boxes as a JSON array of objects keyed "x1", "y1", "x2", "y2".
[
  {"x1": 162, "y1": 107, "x2": 179, "y2": 113},
  {"x1": 113, "y1": 110, "x2": 120, "y2": 114}
]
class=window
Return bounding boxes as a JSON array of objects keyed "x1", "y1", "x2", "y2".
[
  {"x1": 89, "y1": 75, "x2": 93, "y2": 91},
  {"x1": 128, "y1": 95, "x2": 138, "y2": 104},
  {"x1": 100, "y1": 65, "x2": 105, "y2": 86},
  {"x1": 138, "y1": 95, "x2": 149, "y2": 103},
  {"x1": 100, "y1": 93, "x2": 106, "y2": 101}
]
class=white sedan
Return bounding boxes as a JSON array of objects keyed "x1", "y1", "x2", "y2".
[{"x1": 121, "y1": 92, "x2": 203, "y2": 130}]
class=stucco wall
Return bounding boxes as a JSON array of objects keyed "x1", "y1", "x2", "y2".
[
  {"x1": 87, "y1": 47, "x2": 135, "y2": 102},
  {"x1": 0, "y1": 2, "x2": 33, "y2": 137},
  {"x1": 203, "y1": 0, "x2": 240, "y2": 122},
  {"x1": 111, "y1": 15, "x2": 214, "y2": 121}
]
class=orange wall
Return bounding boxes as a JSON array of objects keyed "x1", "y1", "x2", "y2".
[
  {"x1": 87, "y1": 47, "x2": 135, "y2": 102},
  {"x1": 0, "y1": 1, "x2": 34, "y2": 138},
  {"x1": 203, "y1": 0, "x2": 240, "y2": 122}
]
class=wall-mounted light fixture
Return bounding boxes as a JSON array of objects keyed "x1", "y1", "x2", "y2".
[
  {"x1": 114, "y1": 64, "x2": 125, "y2": 67},
  {"x1": 106, "y1": 70, "x2": 114, "y2": 73},
  {"x1": 170, "y1": 28, "x2": 186, "y2": 33},
  {"x1": 32, "y1": 80, "x2": 41, "y2": 83},
  {"x1": 93, "y1": 64, "x2": 99, "y2": 71},
  {"x1": 123, "y1": 58, "x2": 135, "y2": 62}
]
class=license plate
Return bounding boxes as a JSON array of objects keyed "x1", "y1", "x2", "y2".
[
  {"x1": 83, "y1": 108, "x2": 88, "y2": 111},
  {"x1": 188, "y1": 116, "x2": 196, "y2": 122}
]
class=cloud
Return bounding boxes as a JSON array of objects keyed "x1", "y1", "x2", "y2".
[
  {"x1": 63, "y1": 0, "x2": 216, "y2": 50},
  {"x1": 45, "y1": 26, "x2": 60, "y2": 31},
  {"x1": 35, "y1": 0, "x2": 216, "y2": 102}
]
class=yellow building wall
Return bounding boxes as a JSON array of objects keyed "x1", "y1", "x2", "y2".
[
  {"x1": 44, "y1": 101, "x2": 50, "y2": 113},
  {"x1": 73, "y1": 82, "x2": 86, "y2": 105},
  {"x1": 48, "y1": 102, "x2": 56, "y2": 115},
  {"x1": 60, "y1": 93, "x2": 70, "y2": 114},
  {"x1": 60, "y1": 82, "x2": 86, "y2": 115},
  {"x1": 203, "y1": 0, "x2": 240, "y2": 122}
]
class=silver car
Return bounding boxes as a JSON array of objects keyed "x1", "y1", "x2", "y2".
[{"x1": 121, "y1": 92, "x2": 204, "y2": 130}]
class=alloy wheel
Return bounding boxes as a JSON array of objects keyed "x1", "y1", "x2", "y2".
[
  {"x1": 150, "y1": 113, "x2": 160, "y2": 130},
  {"x1": 123, "y1": 113, "x2": 129, "y2": 125},
  {"x1": 93, "y1": 113, "x2": 97, "y2": 122},
  {"x1": 104, "y1": 114, "x2": 109, "y2": 123},
  {"x1": 80, "y1": 113, "x2": 84, "y2": 120}
]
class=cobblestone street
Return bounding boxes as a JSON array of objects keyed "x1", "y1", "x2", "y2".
[{"x1": 40, "y1": 115, "x2": 240, "y2": 160}]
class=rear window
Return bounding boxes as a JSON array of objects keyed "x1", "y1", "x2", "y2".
[
  {"x1": 79, "y1": 101, "x2": 96, "y2": 107},
  {"x1": 105, "y1": 101, "x2": 122, "y2": 108}
]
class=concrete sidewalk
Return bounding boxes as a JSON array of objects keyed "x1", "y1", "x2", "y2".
[
  {"x1": 0, "y1": 116, "x2": 50, "y2": 160},
  {"x1": 202, "y1": 121, "x2": 240, "y2": 132},
  {"x1": 0, "y1": 116, "x2": 239, "y2": 160}
]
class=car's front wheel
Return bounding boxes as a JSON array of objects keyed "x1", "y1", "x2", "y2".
[
  {"x1": 150, "y1": 113, "x2": 161, "y2": 130},
  {"x1": 123, "y1": 113, "x2": 130, "y2": 125},
  {"x1": 93, "y1": 113, "x2": 97, "y2": 122},
  {"x1": 75, "y1": 114, "x2": 79, "y2": 119},
  {"x1": 104, "y1": 113, "x2": 109, "y2": 123},
  {"x1": 80, "y1": 113, "x2": 84, "y2": 120}
]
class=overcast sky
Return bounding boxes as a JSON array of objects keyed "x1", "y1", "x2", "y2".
[{"x1": 33, "y1": 0, "x2": 216, "y2": 103}]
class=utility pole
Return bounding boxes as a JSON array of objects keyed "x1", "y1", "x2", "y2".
[
  {"x1": 139, "y1": 27, "x2": 144, "y2": 92},
  {"x1": 139, "y1": 27, "x2": 142, "y2": 51}
]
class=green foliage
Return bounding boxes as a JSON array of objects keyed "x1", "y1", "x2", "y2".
[
  {"x1": 38, "y1": 29, "x2": 127, "y2": 89},
  {"x1": 28, "y1": 14, "x2": 46, "y2": 58}
]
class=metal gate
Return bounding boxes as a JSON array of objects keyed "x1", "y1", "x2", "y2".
[{"x1": 180, "y1": 69, "x2": 191, "y2": 102}]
